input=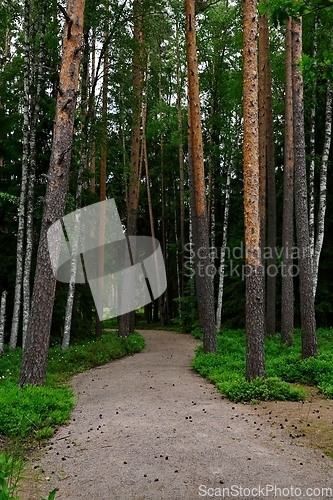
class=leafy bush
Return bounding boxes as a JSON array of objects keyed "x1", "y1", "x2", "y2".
[
  {"x1": 0, "y1": 385, "x2": 74, "y2": 438},
  {"x1": 220, "y1": 377, "x2": 305, "y2": 403}
]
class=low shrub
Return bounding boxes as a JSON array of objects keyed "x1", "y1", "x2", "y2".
[{"x1": 192, "y1": 329, "x2": 333, "y2": 402}]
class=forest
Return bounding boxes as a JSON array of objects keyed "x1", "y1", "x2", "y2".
[
  {"x1": 1, "y1": 0, "x2": 333, "y2": 496},
  {"x1": 0, "y1": 0, "x2": 333, "y2": 385}
]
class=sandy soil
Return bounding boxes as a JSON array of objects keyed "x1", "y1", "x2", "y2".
[{"x1": 20, "y1": 330, "x2": 333, "y2": 500}]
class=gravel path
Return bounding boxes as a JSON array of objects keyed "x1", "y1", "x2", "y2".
[{"x1": 22, "y1": 330, "x2": 333, "y2": 500}]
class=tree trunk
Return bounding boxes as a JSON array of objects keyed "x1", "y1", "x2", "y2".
[
  {"x1": 185, "y1": 0, "x2": 216, "y2": 352},
  {"x1": 309, "y1": 17, "x2": 318, "y2": 265},
  {"x1": 176, "y1": 19, "x2": 185, "y2": 303},
  {"x1": 292, "y1": 18, "x2": 317, "y2": 359},
  {"x1": 258, "y1": 8, "x2": 267, "y2": 325},
  {"x1": 0, "y1": 291, "x2": 6, "y2": 356},
  {"x1": 10, "y1": 0, "x2": 31, "y2": 349},
  {"x1": 96, "y1": 29, "x2": 108, "y2": 338},
  {"x1": 19, "y1": 0, "x2": 86, "y2": 386},
  {"x1": 22, "y1": 8, "x2": 46, "y2": 347},
  {"x1": 118, "y1": 0, "x2": 144, "y2": 338},
  {"x1": 243, "y1": 0, "x2": 265, "y2": 379},
  {"x1": 264, "y1": 17, "x2": 276, "y2": 337},
  {"x1": 313, "y1": 83, "x2": 332, "y2": 297},
  {"x1": 281, "y1": 17, "x2": 294, "y2": 345},
  {"x1": 216, "y1": 159, "x2": 232, "y2": 333},
  {"x1": 62, "y1": 29, "x2": 90, "y2": 351}
]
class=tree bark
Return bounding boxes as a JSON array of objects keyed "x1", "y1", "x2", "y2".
[
  {"x1": 118, "y1": 0, "x2": 144, "y2": 338},
  {"x1": 185, "y1": 0, "x2": 216, "y2": 352},
  {"x1": 19, "y1": 0, "x2": 86, "y2": 386},
  {"x1": 313, "y1": 83, "x2": 332, "y2": 297},
  {"x1": 62, "y1": 29, "x2": 90, "y2": 351},
  {"x1": 0, "y1": 291, "x2": 6, "y2": 356},
  {"x1": 309, "y1": 17, "x2": 318, "y2": 265},
  {"x1": 10, "y1": 0, "x2": 31, "y2": 349},
  {"x1": 243, "y1": 0, "x2": 265, "y2": 379},
  {"x1": 264, "y1": 18, "x2": 276, "y2": 337},
  {"x1": 176, "y1": 19, "x2": 185, "y2": 303},
  {"x1": 292, "y1": 18, "x2": 317, "y2": 359},
  {"x1": 22, "y1": 7, "x2": 46, "y2": 347},
  {"x1": 216, "y1": 159, "x2": 231, "y2": 333},
  {"x1": 281, "y1": 17, "x2": 294, "y2": 345}
]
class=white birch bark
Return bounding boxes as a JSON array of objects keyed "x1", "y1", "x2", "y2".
[
  {"x1": 216, "y1": 160, "x2": 232, "y2": 333},
  {"x1": 174, "y1": 190, "x2": 181, "y2": 319},
  {"x1": 62, "y1": 206, "x2": 83, "y2": 351},
  {"x1": 309, "y1": 17, "x2": 318, "y2": 264},
  {"x1": 10, "y1": 0, "x2": 31, "y2": 349},
  {"x1": 313, "y1": 83, "x2": 333, "y2": 297},
  {"x1": 0, "y1": 291, "x2": 7, "y2": 356},
  {"x1": 22, "y1": 10, "x2": 46, "y2": 347}
]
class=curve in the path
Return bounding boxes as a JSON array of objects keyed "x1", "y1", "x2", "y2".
[{"x1": 23, "y1": 330, "x2": 333, "y2": 500}]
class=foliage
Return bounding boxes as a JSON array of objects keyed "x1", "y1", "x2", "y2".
[
  {"x1": 0, "y1": 452, "x2": 57, "y2": 500},
  {"x1": 0, "y1": 332, "x2": 145, "y2": 438},
  {"x1": 192, "y1": 329, "x2": 333, "y2": 402}
]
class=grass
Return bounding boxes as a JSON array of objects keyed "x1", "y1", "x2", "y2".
[
  {"x1": 0, "y1": 331, "x2": 145, "y2": 440},
  {"x1": 192, "y1": 328, "x2": 333, "y2": 402}
]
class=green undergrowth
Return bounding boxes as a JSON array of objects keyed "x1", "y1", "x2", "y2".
[
  {"x1": 192, "y1": 328, "x2": 333, "y2": 402},
  {"x1": 0, "y1": 451, "x2": 57, "y2": 499},
  {"x1": 0, "y1": 331, "x2": 145, "y2": 439}
]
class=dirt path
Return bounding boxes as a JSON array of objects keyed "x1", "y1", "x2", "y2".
[{"x1": 22, "y1": 330, "x2": 333, "y2": 500}]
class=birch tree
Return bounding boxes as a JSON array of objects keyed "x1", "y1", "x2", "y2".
[
  {"x1": 313, "y1": 83, "x2": 332, "y2": 297},
  {"x1": 10, "y1": 0, "x2": 31, "y2": 349},
  {"x1": 308, "y1": 17, "x2": 318, "y2": 264},
  {"x1": 22, "y1": 7, "x2": 46, "y2": 347},
  {"x1": 216, "y1": 160, "x2": 231, "y2": 333},
  {"x1": 0, "y1": 291, "x2": 6, "y2": 356}
]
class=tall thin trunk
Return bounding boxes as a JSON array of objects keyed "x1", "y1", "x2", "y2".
[
  {"x1": 313, "y1": 83, "x2": 332, "y2": 297},
  {"x1": 281, "y1": 17, "x2": 294, "y2": 345},
  {"x1": 22, "y1": 8, "x2": 46, "y2": 347},
  {"x1": 0, "y1": 23, "x2": 11, "y2": 169},
  {"x1": 10, "y1": 0, "x2": 31, "y2": 349},
  {"x1": 62, "y1": 30, "x2": 91, "y2": 351},
  {"x1": 118, "y1": 0, "x2": 144, "y2": 338},
  {"x1": 19, "y1": 0, "x2": 86, "y2": 386},
  {"x1": 96, "y1": 32, "x2": 108, "y2": 337},
  {"x1": 258, "y1": 8, "x2": 267, "y2": 294},
  {"x1": 185, "y1": 0, "x2": 216, "y2": 352},
  {"x1": 0, "y1": 291, "x2": 6, "y2": 356},
  {"x1": 243, "y1": 0, "x2": 265, "y2": 380},
  {"x1": 309, "y1": 17, "x2": 318, "y2": 264},
  {"x1": 292, "y1": 18, "x2": 317, "y2": 359},
  {"x1": 176, "y1": 20, "x2": 185, "y2": 301},
  {"x1": 90, "y1": 28, "x2": 96, "y2": 194},
  {"x1": 259, "y1": 8, "x2": 276, "y2": 336},
  {"x1": 173, "y1": 184, "x2": 181, "y2": 318},
  {"x1": 216, "y1": 159, "x2": 232, "y2": 333},
  {"x1": 265, "y1": 20, "x2": 276, "y2": 336},
  {"x1": 159, "y1": 54, "x2": 167, "y2": 327}
]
